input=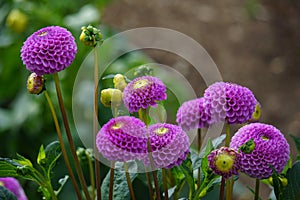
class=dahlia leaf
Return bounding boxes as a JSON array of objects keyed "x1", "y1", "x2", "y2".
[
  {"x1": 179, "y1": 153, "x2": 195, "y2": 198},
  {"x1": 0, "y1": 158, "x2": 20, "y2": 177},
  {"x1": 0, "y1": 186, "x2": 17, "y2": 200},
  {"x1": 290, "y1": 134, "x2": 300, "y2": 160},
  {"x1": 282, "y1": 161, "x2": 300, "y2": 200},
  {"x1": 37, "y1": 144, "x2": 46, "y2": 165},
  {"x1": 271, "y1": 166, "x2": 283, "y2": 200},
  {"x1": 101, "y1": 163, "x2": 137, "y2": 200},
  {"x1": 13, "y1": 154, "x2": 33, "y2": 167},
  {"x1": 44, "y1": 141, "x2": 61, "y2": 175}
]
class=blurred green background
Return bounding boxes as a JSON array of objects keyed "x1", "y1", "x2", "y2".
[{"x1": 1, "y1": 0, "x2": 300, "y2": 199}]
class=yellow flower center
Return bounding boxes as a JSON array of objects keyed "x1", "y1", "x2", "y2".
[
  {"x1": 133, "y1": 79, "x2": 149, "y2": 89},
  {"x1": 154, "y1": 127, "x2": 169, "y2": 136},
  {"x1": 215, "y1": 154, "x2": 234, "y2": 173},
  {"x1": 261, "y1": 136, "x2": 269, "y2": 141},
  {"x1": 112, "y1": 122, "x2": 123, "y2": 130},
  {"x1": 38, "y1": 31, "x2": 48, "y2": 36},
  {"x1": 0, "y1": 181, "x2": 3, "y2": 186}
]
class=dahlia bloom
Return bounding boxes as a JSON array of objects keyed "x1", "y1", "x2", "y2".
[
  {"x1": 203, "y1": 82, "x2": 257, "y2": 124},
  {"x1": 230, "y1": 123, "x2": 290, "y2": 179},
  {"x1": 208, "y1": 147, "x2": 240, "y2": 179},
  {"x1": 0, "y1": 177, "x2": 27, "y2": 200},
  {"x1": 176, "y1": 97, "x2": 210, "y2": 131},
  {"x1": 143, "y1": 123, "x2": 190, "y2": 169},
  {"x1": 96, "y1": 116, "x2": 147, "y2": 162},
  {"x1": 21, "y1": 26, "x2": 77, "y2": 75},
  {"x1": 123, "y1": 76, "x2": 167, "y2": 113}
]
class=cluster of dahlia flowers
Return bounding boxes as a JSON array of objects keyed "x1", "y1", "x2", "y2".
[
  {"x1": 176, "y1": 81, "x2": 290, "y2": 180},
  {"x1": 97, "y1": 75, "x2": 190, "y2": 169}
]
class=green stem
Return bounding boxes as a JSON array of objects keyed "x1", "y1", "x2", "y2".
[
  {"x1": 93, "y1": 46, "x2": 102, "y2": 200},
  {"x1": 44, "y1": 91, "x2": 82, "y2": 200},
  {"x1": 197, "y1": 129, "x2": 202, "y2": 188},
  {"x1": 139, "y1": 109, "x2": 161, "y2": 200},
  {"x1": 162, "y1": 168, "x2": 169, "y2": 200},
  {"x1": 87, "y1": 152, "x2": 96, "y2": 200},
  {"x1": 109, "y1": 161, "x2": 115, "y2": 200},
  {"x1": 124, "y1": 162, "x2": 136, "y2": 200},
  {"x1": 254, "y1": 179, "x2": 260, "y2": 200},
  {"x1": 225, "y1": 123, "x2": 230, "y2": 147},
  {"x1": 53, "y1": 73, "x2": 91, "y2": 200}
]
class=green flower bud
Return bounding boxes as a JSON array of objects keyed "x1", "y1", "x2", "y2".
[
  {"x1": 6, "y1": 9, "x2": 28, "y2": 33},
  {"x1": 239, "y1": 139, "x2": 256, "y2": 154},
  {"x1": 27, "y1": 73, "x2": 45, "y2": 95},
  {"x1": 249, "y1": 102, "x2": 262, "y2": 122},
  {"x1": 199, "y1": 187, "x2": 207, "y2": 198},
  {"x1": 268, "y1": 176, "x2": 288, "y2": 187},
  {"x1": 79, "y1": 25, "x2": 103, "y2": 47},
  {"x1": 133, "y1": 65, "x2": 153, "y2": 77},
  {"x1": 100, "y1": 88, "x2": 123, "y2": 107},
  {"x1": 113, "y1": 74, "x2": 127, "y2": 91}
]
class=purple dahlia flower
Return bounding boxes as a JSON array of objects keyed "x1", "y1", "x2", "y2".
[
  {"x1": 143, "y1": 123, "x2": 190, "y2": 169},
  {"x1": 176, "y1": 97, "x2": 210, "y2": 131},
  {"x1": 203, "y1": 82, "x2": 257, "y2": 124},
  {"x1": 230, "y1": 123, "x2": 290, "y2": 179},
  {"x1": 208, "y1": 147, "x2": 240, "y2": 179},
  {"x1": 123, "y1": 76, "x2": 167, "y2": 113},
  {"x1": 96, "y1": 116, "x2": 147, "y2": 162},
  {"x1": 0, "y1": 178, "x2": 27, "y2": 200},
  {"x1": 21, "y1": 26, "x2": 77, "y2": 75}
]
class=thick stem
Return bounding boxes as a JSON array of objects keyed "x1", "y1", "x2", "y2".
[
  {"x1": 146, "y1": 171, "x2": 154, "y2": 200},
  {"x1": 93, "y1": 46, "x2": 102, "y2": 200},
  {"x1": 124, "y1": 162, "x2": 136, "y2": 200},
  {"x1": 87, "y1": 153, "x2": 96, "y2": 200},
  {"x1": 162, "y1": 168, "x2": 169, "y2": 200},
  {"x1": 44, "y1": 91, "x2": 82, "y2": 200},
  {"x1": 152, "y1": 170, "x2": 161, "y2": 200},
  {"x1": 225, "y1": 123, "x2": 230, "y2": 147},
  {"x1": 53, "y1": 73, "x2": 91, "y2": 200},
  {"x1": 225, "y1": 123, "x2": 233, "y2": 200},
  {"x1": 197, "y1": 129, "x2": 202, "y2": 188},
  {"x1": 219, "y1": 177, "x2": 225, "y2": 200},
  {"x1": 254, "y1": 179, "x2": 260, "y2": 200},
  {"x1": 109, "y1": 162, "x2": 115, "y2": 200}
]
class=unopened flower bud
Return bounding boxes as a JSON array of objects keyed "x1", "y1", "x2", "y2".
[
  {"x1": 6, "y1": 9, "x2": 28, "y2": 33},
  {"x1": 238, "y1": 139, "x2": 256, "y2": 154},
  {"x1": 79, "y1": 25, "x2": 103, "y2": 47},
  {"x1": 249, "y1": 102, "x2": 262, "y2": 123},
  {"x1": 100, "y1": 88, "x2": 123, "y2": 107},
  {"x1": 113, "y1": 74, "x2": 127, "y2": 91},
  {"x1": 27, "y1": 73, "x2": 45, "y2": 95},
  {"x1": 268, "y1": 176, "x2": 288, "y2": 187}
]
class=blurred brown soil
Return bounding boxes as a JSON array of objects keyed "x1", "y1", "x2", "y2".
[{"x1": 102, "y1": 0, "x2": 300, "y2": 199}]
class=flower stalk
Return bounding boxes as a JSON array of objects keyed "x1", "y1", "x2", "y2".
[
  {"x1": 44, "y1": 91, "x2": 82, "y2": 200},
  {"x1": 53, "y1": 73, "x2": 91, "y2": 200}
]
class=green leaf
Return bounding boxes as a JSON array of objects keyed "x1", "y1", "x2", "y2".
[
  {"x1": 290, "y1": 134, "x2": 300, "y2": 160},
  {"x1": 101, "y1": 162, "x2": 137, "y2": 200},
  {"x1": 0, "y1": 186, "x2": 17, "y2": 200},
  {"x1": 37, "y1": 145, "x2": 46, "y2": 165},
  {"x1": 44, "y1": 141, "x2": 61, "y2": 174},
  {"x1": 55, "y1": 175, "x2": 69, "y2": 195},
  {"x1": 13, "y1": 154, "x2": 33, "y2": 167},
  {"x1": 179, "y1": 153, "x2": 195, "y2": 198},
  {"x1": 0, "y1": 158, "x2": 21, "y2": 177},
  {"x1": 282, "y1": 161, "x2": 300, "y2": 200},
  {"x1": 271, "y1": 166, "x2": 283, "y2": 200}
]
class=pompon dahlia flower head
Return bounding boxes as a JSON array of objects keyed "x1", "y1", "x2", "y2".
[
  {"x1": 176, "y1": 81, "x2": 259, "y2": 131},
  {"x1": 207, "y1": 123, "x2": 290, "y2": 180},
  {"x1": 0, "y1": 177, "x2": 27, "y2": 200},
  {"x1": 21, "y1": 26, "x2": 77, "y2": 75},
  {"x1": 96, "y1": 116, "x2": 190, "y2": 169}
]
